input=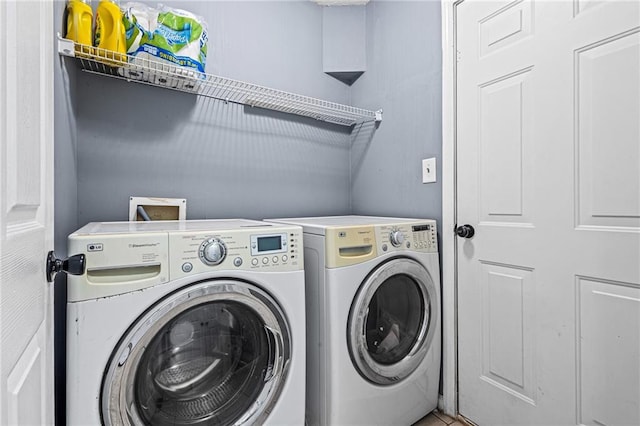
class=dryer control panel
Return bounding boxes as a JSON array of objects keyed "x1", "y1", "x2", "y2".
[
  {"x1": 375, "y1": 220, "x2": 438, "y2": 254},
  {"x1": 324, "y1": 219, "x2": 438, "y2": 268},
  {"x1": 169, "y1": 227, "x2": 303, "y2": 279}
]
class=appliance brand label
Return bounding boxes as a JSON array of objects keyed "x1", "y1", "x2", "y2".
[{"x1": 129, "y1": 243, "x2": 161, "y2": 248}]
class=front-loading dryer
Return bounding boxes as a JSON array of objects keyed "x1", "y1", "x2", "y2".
[
  {"x1": 266, "y1": 216, "x2": 441, "y2": 426},
  {"x1": 65, "y1": 219, "x2": 305, "y2": 426}
]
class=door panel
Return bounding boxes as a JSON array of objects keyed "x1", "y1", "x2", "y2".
[
  {"x1": 577, "y1": 278, "x2": 640, "y2": 425},
  {"x1": 456, "y1": 0, "x2": 640, "y2": 424},
  {"x1": 6, "y1": 1, "x2": 42, "y2": 218},
  {"x1": 6, "y1": 330, "x2": 45, "y2": 425},
  {"x1": 479, "y1": 68, "x2": 533, "y2": 223},
  {"x1": 479, "y1": 0, "x2": 533, "y2": 57},
  {"x1": 0, "y1": 0, "x2": 54, "y2": 424},
  {"x1": 480, "y1": 262, "x2": 535, "y2": 403},
  {"x1": 576, "y1": 30, "x2": 640, "y2": 229}
]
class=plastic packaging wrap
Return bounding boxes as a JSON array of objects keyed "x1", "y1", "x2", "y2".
[{"x1": 121, "y1": 3, "x2": 208, "y2": 87}]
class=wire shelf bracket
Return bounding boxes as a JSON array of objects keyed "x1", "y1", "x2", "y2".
[{"x1": 57, "y1": 36, "x2": 382, "y2": 128}]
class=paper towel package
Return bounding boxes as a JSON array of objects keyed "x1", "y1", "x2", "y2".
[{"x1": 120, "y1": 2, "x2": 208, "y2": 87}]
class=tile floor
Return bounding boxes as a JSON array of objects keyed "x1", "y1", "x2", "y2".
[{"x1": 413, "y1": 410, "x2": 469, "y2": 426}]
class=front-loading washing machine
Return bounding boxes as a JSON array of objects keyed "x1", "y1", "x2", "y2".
[
  {"x1": 266, "y1": 216, "x2": 441, "y2": 426},
  {"x1": 65, "y1": 219, "x2": 305, "y2": 426}
]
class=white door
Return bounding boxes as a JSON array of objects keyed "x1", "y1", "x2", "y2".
[
  {"x1": 456, "y1": 0, "x2": 640, "y2": 425},
  {"x1": 0, "y1": 0, "x2": 55, "y2": 424}
]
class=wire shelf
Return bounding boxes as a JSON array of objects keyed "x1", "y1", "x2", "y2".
[{"x1": 58, "y1": 37, "x2": 382, "y2": 127}]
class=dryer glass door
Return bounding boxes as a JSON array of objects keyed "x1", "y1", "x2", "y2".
[
  {"x1": 102, "y1": 280, "x2": 291, "y2": 426},
  {"x1": 364, "y1": 274, "x2": 424, "y2": 364},
  {"x1": 348, "y1": 258, "x2": 439, "y2": 385}
]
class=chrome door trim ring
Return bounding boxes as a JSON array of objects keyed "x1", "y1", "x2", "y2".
[
  {"x1": 101, "y1": 279, "x2": 291, "y2": 426},
  {"x1": 348, "y1": 257, "x2": 439, "y2": 385}
]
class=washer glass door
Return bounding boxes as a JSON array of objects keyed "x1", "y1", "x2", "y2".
[
  {"x1": 348, "y1": 257, "x2": 438, "y2": 385},
  {"x1": 102, "y1": 280, "x2": 290, "y2": 426}
]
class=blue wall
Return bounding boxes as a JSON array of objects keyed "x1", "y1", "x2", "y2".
[
  {"x1": 61, "y1": 1, "x2": 356, "y2": 246},
  {"x1": 351, "y1": 0, "x2": 443, "y2": 229},
  {"x1": 55, "y1": 0, "x2": 443, "y2": 250}
]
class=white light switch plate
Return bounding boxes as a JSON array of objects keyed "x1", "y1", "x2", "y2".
[{"x1": 422, "y1": 158, "x2": 436, "y2": 183}]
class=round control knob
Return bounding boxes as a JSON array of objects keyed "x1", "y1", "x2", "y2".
[
  {"x1": 199, "y1": 238, "x2": 227, "y2": 266},
  {"x1": 390, "y1": 231, "x2": 405, "y2": 247}
]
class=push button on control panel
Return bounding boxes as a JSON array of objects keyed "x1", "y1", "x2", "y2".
[
  {"x1": 182, "y1": 262, "x2": 193, "y2": 273},
  {"x1": 251, "y1": 258, "x2": 259, "y2": 266},
  {"x1": 233, "y1": 257, "x2": 243, "y2": 267}
]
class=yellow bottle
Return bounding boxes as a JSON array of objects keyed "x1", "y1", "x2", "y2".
[
  {"x1": 65, "y1": 0, "x2": 93, "y2": 57},
  {"x1": 94, "y1": 0, "x2": 126, "y2": 66}
]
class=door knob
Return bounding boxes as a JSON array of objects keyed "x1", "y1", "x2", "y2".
[
  {"x1": 455, "y1": 224, "x2": 475, "y2": 239},
  {"x1": 46, "y1": 251, "x2": 85, "y2": 282}
]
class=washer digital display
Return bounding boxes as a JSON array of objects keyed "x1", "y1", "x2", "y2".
[
  {"x1": 251, "y1": 233, "x2": 287, "y2": 256},
  {"x1": 258, "y1": 236, "x2": 282, "y2": 252}
]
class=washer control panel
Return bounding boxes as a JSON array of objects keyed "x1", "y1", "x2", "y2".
[
  {"x1": 170, "y1": 226, "x2": 303, "y2": 279},
  {"x1": 376, "y1": 220, "x2": 438, "y2": 254}
]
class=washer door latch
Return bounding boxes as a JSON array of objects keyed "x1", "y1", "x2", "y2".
[{"x1": 46, "y1": 251, "x2": 85, "y2": 282}]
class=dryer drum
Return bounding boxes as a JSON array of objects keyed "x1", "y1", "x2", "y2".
[
  {"x1": 348, "y1": 257, "x2": 439, "y2": 385},
  {"x1": 364, "y1": 274, "x2": 424, "y2": 365},
  {"x1": 101, "y1": 280, "x2": 291, "y2": 426}
]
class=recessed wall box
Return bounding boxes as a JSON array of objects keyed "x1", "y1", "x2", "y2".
[{"x1": 129, "y1": 197, "x2": 186, "y2": 221}]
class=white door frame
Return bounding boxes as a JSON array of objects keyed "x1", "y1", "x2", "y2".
[{"x1": 440, "y1": 0, "x2": 462, "y2": 418}]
